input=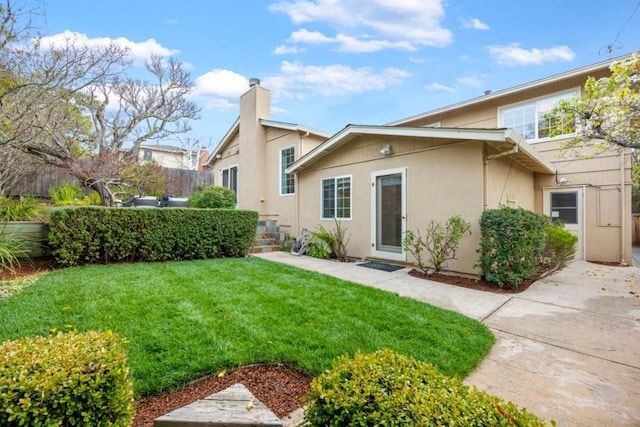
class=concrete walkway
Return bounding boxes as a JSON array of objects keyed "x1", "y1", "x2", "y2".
[{"x1": 254, "y1": 252, "x2": 640, "y2": 426}]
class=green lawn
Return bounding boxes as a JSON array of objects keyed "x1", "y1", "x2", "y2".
[{"x1": 0, "y1": 257, "x2": 494, "y2": 397}]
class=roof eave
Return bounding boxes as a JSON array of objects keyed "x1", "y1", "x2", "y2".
[{"x1": 207, "y1": 118, "x2": 240, "y2": 165}]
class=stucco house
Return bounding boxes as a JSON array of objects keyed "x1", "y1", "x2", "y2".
[
  {"x1": 138, "y1": 144, "x2": 209, "y2": 171},
  {"x1": 207, "y1": 58, "x2": 633, "y2": 275}
]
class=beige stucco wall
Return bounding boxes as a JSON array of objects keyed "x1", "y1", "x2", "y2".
[
  {"x1": 395, "y1": 68, "x2": 632, "y2": 264},
  {"x1": 262, "y1": 129, "x2": 325, "y2": 235},
  {"x1": 296, "y1": 136, "x2": 492, "y2": 275},
  {"x1": 486, "y1": 155, "x2": 535, "y2": 210}
]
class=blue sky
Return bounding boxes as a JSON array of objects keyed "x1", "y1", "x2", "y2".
[{"x1": 38, "y1": 0, "x2": 640, "y2": 149}]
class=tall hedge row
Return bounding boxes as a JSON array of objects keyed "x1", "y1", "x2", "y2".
[{"x1": 48, "y1": 207, "x2": 258, "y2": 266}]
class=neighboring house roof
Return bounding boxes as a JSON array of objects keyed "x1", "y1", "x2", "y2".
[
  {"x1": 140, "y1": 144, "x2": 186, "y2": 154},
  {"x1": 206, "y1": 118, "x2": 330, "y2": 165},
  {"x1": 287, "y1": 125, "x2": 555, "y2": 175},
  {"x1": 387, "y1": 55, "x2": 624, "y2": 126}
]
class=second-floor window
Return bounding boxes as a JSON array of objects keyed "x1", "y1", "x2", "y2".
[
  {"x1": 280, "y1": 146, "x2": 295, "y2": 195},
  {"x1": 500, "y1": 91, "x2": 577, "y2": 142}
]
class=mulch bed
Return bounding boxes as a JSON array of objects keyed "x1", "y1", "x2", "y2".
[
  {"x1": 408, "y1": 269, "x2": 542, "y2": 294},
  {"x1": 133, "y1": 364, "x2": 312, "y2": 427}
]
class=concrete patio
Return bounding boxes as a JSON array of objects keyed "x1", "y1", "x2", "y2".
[{"x1": 255, "y1": 251, "x2": 640, "y2": 426}]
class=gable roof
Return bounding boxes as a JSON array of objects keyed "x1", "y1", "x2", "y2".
[
  {"x1": 286, "y1": 125, "x2": 555, "y2": 175},
  {"x1": 205, "y1": 118, "x2": 330, "y2": 165},
  {"x1": 387, "y1": 55, "x2": 625, "y2": 127}
]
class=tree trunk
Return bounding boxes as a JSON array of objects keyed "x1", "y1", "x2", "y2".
[{"x1": 87, "y1": 181, "x2": 116, "y2": 207}]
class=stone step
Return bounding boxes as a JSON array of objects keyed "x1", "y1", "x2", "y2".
[
  {"x1": 154, "y1": 383, "x2": 283, "y2": 427},
  {"x1": 250, "y1": 245, "x2": 282, "y2": 254},
  {"x1": 253, "y1": 238, "x2": 277, "y2": 247}
]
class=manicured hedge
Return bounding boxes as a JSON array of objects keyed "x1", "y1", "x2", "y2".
[
  {"x1": 48, "y1": 207, "x2": 258, "y2": 266},
  {"x1": 476, "y1": 207, "x2": 547, "y2": 289},
  {"x1": 0, "y1": 331, "x2": 134, "y2": 426},
  {"x1": 305, "y1": 349, "x2": 549, "y2": 426}
]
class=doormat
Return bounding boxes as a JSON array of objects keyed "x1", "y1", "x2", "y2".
[{"x1": 358, "y1": 261, "x2": 405, "y2": 272}]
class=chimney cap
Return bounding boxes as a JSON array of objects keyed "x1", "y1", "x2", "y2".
[
  {"x1": 249, "y1": 77, "x2": 260, "y2": 87},
  {"x1": 484, "y1": 89, "x2": 492, "y2": 95}
]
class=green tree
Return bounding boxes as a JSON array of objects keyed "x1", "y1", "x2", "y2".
[{"x1": 547, "y1": 51, "x2": 639, "y2": 151}]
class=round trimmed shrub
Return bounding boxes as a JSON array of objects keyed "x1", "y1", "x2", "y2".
[
  {"x1": 305, "y1": 349, "x2": 549, "y2": 426},
  {"x1": 0, "y1": 330, "x2": 134, "y2": 426},
  {"x1": 188, "y1": 185, "x2": 236, "y2": 209}
]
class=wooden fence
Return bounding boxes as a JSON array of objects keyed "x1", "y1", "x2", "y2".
[
  {"x1": 8, "y1": 164, "x2": 214, "y2": 198},
  {"x1": 633, "y1": 215, "x2": 640, "y2": 246}
]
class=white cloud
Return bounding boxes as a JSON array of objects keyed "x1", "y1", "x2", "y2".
[
  {"x1": 488, "y1": 43, "x2": 575, "y2": 66},
  {"x1": 409, "y1": 56, "x2": 425, "y2": 63},
  {"x1": 460, "y1": 17, "x2": 490, "y2": 30},
  {"x1": 39, "y1": 31, "x2": 179, "y2": 65},
  {"x1": 424, "y1": 82, "x2": 455, "y2": 92},
  {"x1": 269, "y1": 0, "x2": 452, "y2": 51},
  {"x1": 273, "y1": 45, "x2": 306, "y2": 54},
  {"x1": 193, "y1": 69, "x2": 249, "y2": 99},
  {"x1": 289, "y1": 28, "x2": 333, "y2": 44},
  {"x1": 264, "y1": 61, "x2": 409, "y2": 98}
]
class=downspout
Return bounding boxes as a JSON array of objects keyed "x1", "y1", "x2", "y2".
[
  {"x1": 483, "y1": 146, "x2": 489, "y2": 211},
  {"x1": 620, "y1": 151, "x2": 627, "y2": 265}
]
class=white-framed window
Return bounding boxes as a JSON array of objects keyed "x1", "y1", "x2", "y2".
[
  {"x1": 143, "y1": 150, "x2": 152, "y2": 161},
  {"x1": 321, "y1": 175, "x2": 351, "y2": 220},
  {"x1": 280, "y1": 146, "x2": 295, "y2": 195},
  {"x1": 221, "y1": 165, "x2": 238, "y2": 202},
  {"x1": 499, "y1": 90, "x2": 578, "y2": 142}
]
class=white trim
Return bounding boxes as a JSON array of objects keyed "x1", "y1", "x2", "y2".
[
  {"x1": 371, "y1": 168, "x2": 407, "y2": 262},
  {"x1": 498, "y1": 88, "x2": 580, "y2": 143},
  {"x1": 279, "y1": 145, "x2": 296, "y2": 196},
  {"x1": 320, "y1": 175, "x2": 352, "y2": 220}
]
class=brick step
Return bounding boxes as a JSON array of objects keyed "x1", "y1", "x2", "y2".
[{"x1": 253, "y1": 238, "x2": 278, "y2": 247}]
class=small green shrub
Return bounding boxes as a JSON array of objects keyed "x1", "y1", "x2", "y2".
[
  {"x1": 48, "y1": 207, "x2": 258, "y2": 266},
  {"x1": 476, "y1": 207, "x2": 547, "y2": 289},
  {"x1": 306, "y1": 239, "x2": 330, "y2": 259},
  {"x1": 403, "y1": 215, "x2": 471, "y2": 275},
  {"x1": 0, "y1": 196, "x2": 48, "y2": 221},
  {"x1": 189, "y1": 185, "x2": 236, "y2": 209},
  {"x1": 540, "y1": 223, "x2": 578, "y2": 272},
  {"x1": 311, "y1": 217, "x2": 351, "y2": 262},
  {"x1": 0, "y1": 330, "x2": 134, "y2": 426},
  {"x1": 76, "y1": 191, "x2": 102, "y2": 206},
  {"x1": 305, "y1": 349, "x2": 549, "y2": 426},
  {"x1": 0, "y1": 227, "x2": 29, "y2": 273},
  {"x1": 49, "y1": 182, "x2": 84, "y2": 206}
]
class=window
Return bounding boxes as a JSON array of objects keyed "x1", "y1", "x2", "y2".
[
  {"x1": 500, "y1": 91, "x2": 577, "y2": 141},
  {"x1": 550, "y1": 191, "x2": 577, "y2": 224},
  {"x1": 189, "y1": 151, "x2": 198, "y2": 170},
  {"x1": 321, "y1": 176, "x2": 351, "y2": 220},
  {"x1": 143, "y1": 150, "x2": 152, "y2": 161},
  {"x1": 280, "y1": 146, "x2": 295, "y2": 195},
  {"x1": 221, "y1": 165, "x2": 238, "y2": 202}
]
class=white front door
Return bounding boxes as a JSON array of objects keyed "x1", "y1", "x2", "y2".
[
  {"x1": 371, "y1": 168, "x2": 406, "y2": 261},
  {"x1": 544, "y1": 187, "x2": 584, "y2": 260}
]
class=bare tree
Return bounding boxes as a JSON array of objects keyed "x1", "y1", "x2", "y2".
[
  {"x1": 0, "y1": 144, "x2": 38, "y2": 196},
  {"x1": 0, "y1": 3, "x2": 200, "y2": 206}
]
